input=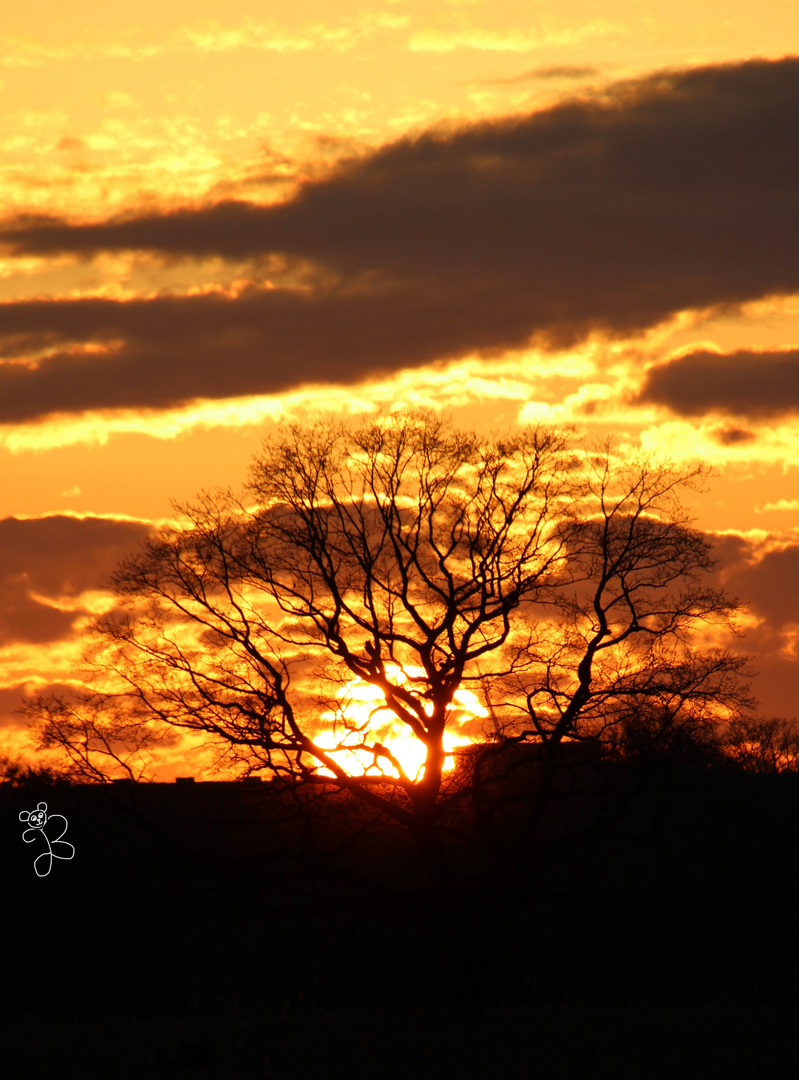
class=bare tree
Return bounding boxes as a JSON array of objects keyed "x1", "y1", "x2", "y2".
[
  {"x1": 74, "y1": 413, "x2": 577, "y2": 877},
  {"x1": 466, "y1": 448, "x2": 754, "y2": 839},
  {"x1": 720, "y1": 715, "x2": 799, "y2": 773},
  {"x1": 19, "y1": 691, "x2": 176, "y2": 783},
  {"x1": 0, "y1": 752, "x2": 68, "y2": 788},
  {"x1": 25, "y1": 414, "x2": 753, "y2": 880}
]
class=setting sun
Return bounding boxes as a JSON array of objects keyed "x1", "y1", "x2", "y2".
[{"x1": 315, "y1": 666, "x2": 487, "y2": 780}]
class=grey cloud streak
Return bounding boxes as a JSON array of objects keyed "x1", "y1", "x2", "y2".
[
  {"x1": 638, "y1": 349, "x2": 799, "y2": 419},
  {"x1": 2, "y1": 57, "x2": 799, "y2": 422},
  {"x1": 702, "y1": 534, "x2": 799, "y2": 716},
  {"x1": 0, "y1": 284, "x2": 521, "y2": 420},
  {"x1": 474, "y1": 65, "x2": 599, "y2": 83},
  {"x1": 731, "y1": 544, "x2": 799, "y2": 631},
  {"x1": 0, "y1": 516, "x2": 151, "y2": 646}
]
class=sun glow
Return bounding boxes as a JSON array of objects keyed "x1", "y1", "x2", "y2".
[{"x1": 315, "y1": 666, "x2": 488, "y2": 780}]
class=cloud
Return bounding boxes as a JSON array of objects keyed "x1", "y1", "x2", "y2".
[
  {"x1": 0, "y1": 515, "x2": 151, "y2": 596},
  {"x1": 177, "y1": 20, "x2": 315, "y2": 55},
  {"x1": 0, "y1": 686, "x2": 30, "y2": 728},
  {"x1": 698, "y1": 532, "x2": 799, "y2": 715},
  {"x1": 55, "y1": 136, "x2": 87, "y2": 152},
  {"x1": 0, "y1": 577, "x2": 77, "y2": 646},
  {"x1": 0, "y1": 515, "x2": 151, "y2": 646},
  {"x1": 408, "y1": 20, "x2": 619, "y2": 53},
  {"x1": 0, "y1": 13, "x2": 408, "y2": 70},
  {"x1": 0, "y1": 684, "x2": 77, "y2": 733},
  {"x1": 731, "y1": 544, "x2": 799, "y2": 630},
  {"x1": 757, "y1": 499, "x2": 799, "y2": 513},
  {"x1": 475, "y1": 65, "x2": 599, "y2": 84},
  {"x1": 179, "y1": 13, "x2": 408, "y2": 54},
  {"x1": 715, "y1": 426, "x2": 757, "y2": 446},
  {"x1": 0, "y1": 36, "x2": 163, "y2": 68},
  {"x1": 639, "y1": 349, "x2": 799, "y2": 419},
  {"x1": 0, "y1": 283, "x2": 534, "y2": 422},
  {"x1": 2, "y1": 57, "x2": 799, "y2": 420}
]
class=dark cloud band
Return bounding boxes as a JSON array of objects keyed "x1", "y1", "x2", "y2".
[
  {"x1": 0, "y1": 516, "x2": 151, "y2": 646},
  {"x1": 1, "y1": 56, "x2": 799, "y2": 421},
  {"x1": 638, "y1": 349, "x2": 799, "y2": 419}
]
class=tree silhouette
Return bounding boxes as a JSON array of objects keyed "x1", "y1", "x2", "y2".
[
  {"x1": 721, "y1": 714, "x2": 799, "y2": 773},
  {"x1": 18, "y1": 691, "x2": 177, "y2": 783},
  {"x1": 0, "y1": 752, "x2": 68, "y2": 788},
  {"x1": 467, "y1": 448, "x2": 754, "y2": 840},
  {"x1": 25, "y1": 412, "x2": 753, "y2": 879}
]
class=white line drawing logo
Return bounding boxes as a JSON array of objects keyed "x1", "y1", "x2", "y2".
[{"x1": 19, "y1": 801, "x2": 75, "y2": 877}]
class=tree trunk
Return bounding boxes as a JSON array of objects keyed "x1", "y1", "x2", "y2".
[{"x1": 411, "y1": 813, "x2": 452, "y2": 892}]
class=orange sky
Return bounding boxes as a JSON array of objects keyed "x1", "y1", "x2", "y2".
[{"x1": 2, "y1": 1, "x2": 799, "y2": 775}]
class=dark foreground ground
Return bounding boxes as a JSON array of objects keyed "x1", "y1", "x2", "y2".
[
  {"x1": 2, "y1": 764, "x2": 798, "y2": 1078},
  {"x1": 2, "y1": 995, "x2": 797, "y2": 1079}
]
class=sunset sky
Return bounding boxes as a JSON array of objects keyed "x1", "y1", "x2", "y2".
[{"x1": 2, "y1": 1, "x2": 799, "y2": 777}]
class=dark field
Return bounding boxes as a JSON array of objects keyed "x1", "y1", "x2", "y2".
[
  {"x1": 3, "y1": 996, "x2": 797, "y2": 1079},
  {"x1": 3, "y1": 765, "x2": 798, "y2": 1078}
]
